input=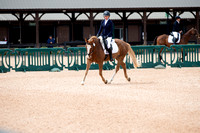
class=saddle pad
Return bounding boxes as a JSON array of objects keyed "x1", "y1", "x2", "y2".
[
  {"x1": 98, "y1": 36, "x2": 119, "y2": 54},
  {"x1": 168, "y1": 32, "x2": 181, "y2": 43}
]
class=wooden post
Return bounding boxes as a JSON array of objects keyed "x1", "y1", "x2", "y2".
[
  {"x1": 173, "y1": 11, "x2": 177, "y2": 20},
  {"x1": 35, "y1": 12, "x2": 39, "y2": 48},
  {"x1": 123, "y1": 12, "x2": 127, "y2": 41},
  {"x1": 89, "y1": 11, "x2": 94, "y2": 37},
  {"x1": 143, "y1": 11, "x2": 147, "y2": 45},
  {"x1": 71, "y1": 12, "x2": 75, "y2": 41},
  {"x1": 196, "y1": 11, "x2": 200, "y2": 44},
  {"x1": 166, "y1": 12, "x2": 170, "y2": 34},
  {"x1": 19, "y1": 13, "x2": 23, "y2": 44}
]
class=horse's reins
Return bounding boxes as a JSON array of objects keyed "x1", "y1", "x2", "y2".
[
  {"x1": 194, "y1": 29, "x2": 200, "y2": 39},
  {"x1": 88, "y1": 49, "x2": 94, "y2": 56}
]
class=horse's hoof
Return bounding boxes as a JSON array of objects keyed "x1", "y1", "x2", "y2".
[
  {"x1": 81, "y1": 81, "x2": 84, "y2": 85},
  {"x1": 127, "y1": 77, "x2": 131, "y2": 82},
  {"x1": 105, "y1": 80, "x2": 108, "y2": 84}
]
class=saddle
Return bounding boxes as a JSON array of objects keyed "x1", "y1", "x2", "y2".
[
  {"x1": 98, "y1": 36, "x2": 119, "y2": 55},
  {"x1": 168, "y1": 32, "x2": 181, "y2": 43}
]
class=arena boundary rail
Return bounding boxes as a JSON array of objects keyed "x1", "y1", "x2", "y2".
[
  {"x1": 14, "y1": 48, "x2": 64, "y2": 72},
  {"x1": 0, "y1": 44, "x2": 199, "y2": 73},
  {"x1": 170, "y1": 45, "x2": 200, "y2": 67},
  {"x1": 0, "y1": 49, "x2": 12, "y2": 73},
  {"x1": 66, "y1": 47, "x2": 115, "y2": 71}
]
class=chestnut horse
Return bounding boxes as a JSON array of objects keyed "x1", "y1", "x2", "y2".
[
  {"x1": 81, "y1": 36, "x2": 140, "y2": 85},
  {"x1": 153, "y1": 28, "x2": 199, "y2": 60}
]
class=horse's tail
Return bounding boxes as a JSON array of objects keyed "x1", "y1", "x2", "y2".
[
  {"x1": 153, "y1": 36, "x2": 158, "y2": 45},
  {"x1": 127, "y1": 44, "x2": 141, "y2": 69}
]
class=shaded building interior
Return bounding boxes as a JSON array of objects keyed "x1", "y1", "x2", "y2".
[{"x1": 0, "y1": 0, "x2": 199, "y2": 47}]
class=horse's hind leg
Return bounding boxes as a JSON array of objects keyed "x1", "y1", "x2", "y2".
[
  {"x1": 121, "y1": 61, "x2": 131, "y2": 82},
  {"x1": 159, "y1": 48, "x2": 164, "y2": 61},
  {"x1": 98, "y1": 62, "x2": 108, "y2": 84},
  {"x1": 181, "y1": 48, "x2": 187, "y2": 62},
  {"x1": 108, "y1": 61, "x2": 120, "y2": 84}
]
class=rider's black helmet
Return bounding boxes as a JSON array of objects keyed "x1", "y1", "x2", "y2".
[
  {"x1": 103, "y1": 11, "x2": 110, "y2": 17},
  {"x1": 175, "y1": 16, "x2": 181, "y2": 19}
]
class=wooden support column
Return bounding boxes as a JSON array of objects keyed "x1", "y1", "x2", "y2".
[
  {"x1": 166, "y1": 12, "x2": 170, "y2": 34},
  {"x1": 35, "y1": 12, "x2": 39, "y2": 48},
  {"x1": 19, "y1": 13, "x2": 23, "y2": 44},
  {"x1": 122, "y1": 12, "x2": 127, "y2": 41},
  {"x1": 143, "y1": 11, "x2": 147, "y2": 45},
  {"x1": 71, "y1": 12, "x2": 75, "y2": 41},
  {"x1": 196, "y1": 11, "x2": 200, "y2": 44},
  {"x1": 89, "y1": 12, "x2": 94, "y2": 37},
  {"x1": 172, "y1": 11, "x2": 177, "y2": 20}
]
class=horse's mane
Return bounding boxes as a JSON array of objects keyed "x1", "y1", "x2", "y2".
[
  {"x1": 183, "y1": 28, "x2": 194, "y2": 37},
  {"x1": 88, "y1": 36, "x2": 99, "y2": 43},
  {"x1": 89, "y1": 36, "x2": 97, "y2": 40}
]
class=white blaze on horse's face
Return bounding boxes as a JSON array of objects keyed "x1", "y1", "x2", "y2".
[{"x1": 86, "y1": 44, "x2": 91, "y2": 59}]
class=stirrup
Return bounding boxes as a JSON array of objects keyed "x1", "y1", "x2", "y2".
[
  {"x1": 104, "y1": 55, "x2": 108, "y2": 60},
  {"x1": 173, "y1": 42, "x2": 176, "y2": 45}
]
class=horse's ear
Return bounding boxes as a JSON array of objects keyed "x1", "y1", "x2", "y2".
[{"x1": 85, "y1": 38, "x2": 88, "y2": 43}]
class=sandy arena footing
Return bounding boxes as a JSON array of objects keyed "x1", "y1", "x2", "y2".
[{"x1": 0, "y1": 67, "x2": 200, "y2": 133}]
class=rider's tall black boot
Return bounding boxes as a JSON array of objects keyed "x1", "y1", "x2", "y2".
[
  {"x1": 108, "y1": 48, "x2": 114, "y2": 61},
  {"x1": 172, "y1": 37, "x2": 176, "y2": 45}
]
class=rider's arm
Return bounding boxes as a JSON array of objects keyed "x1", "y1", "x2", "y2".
[
  {"x1": 107, "y1": 21, "x2": 113, "y2": 37},
  {"x1": 179, "y1": 23, "x2": 183, "y2": 33},
  {"x1": 97, "y1": 20, "x2": 103, "y2": 37}
]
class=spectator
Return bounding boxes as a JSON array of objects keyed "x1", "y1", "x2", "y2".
[
  {"x1": 4, "y1": 36, "x2": 7, "y2": 41},
  {"x1": 47, "y1": 35, "x2": 55, "y2": 48}
]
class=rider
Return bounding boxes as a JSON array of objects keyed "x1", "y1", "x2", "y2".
[
  {"x1": 172, "y1": 16, "x2": 182, "y2": 44},
  {"x1": 96, "y1": 10, "x2": 114, "y2": 61}
]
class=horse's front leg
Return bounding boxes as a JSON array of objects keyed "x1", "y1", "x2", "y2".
[
  {"x1": 181, "y1": 48, "x2": 187, "y2": 62},
  {"x1": 81, "y1": 59, "x2": 91, "y2": 85},
  {"x1": 98, "y1": 62, "x2": 107, "y2": 84},
  {"x1": 108, "y1": 61, "x2": 120, "y2": 84}
]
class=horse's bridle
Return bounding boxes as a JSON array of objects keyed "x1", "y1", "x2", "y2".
[
  {"x1": 198, "y1": 34, "x2": 200, "y2": 39},
  {"x1": 196, "y1": 33, "x2": 200, "y2": 39},
  {"x1": 88, "y1": 49, "x2": 94, "y2": 57},
  {"x1": 86, "y1": 43, "x2": 94, "y2": 57},
  {"x1": 194, "y1": 29, "x2": 200, "y2": 39}
]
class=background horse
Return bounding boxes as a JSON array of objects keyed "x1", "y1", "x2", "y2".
[
  {"x1": 153, "y1": 28, "x2": 199, "y2": 60},
  {"x1": 81, "y1": 36, "x2": 140, "y2": 85}
]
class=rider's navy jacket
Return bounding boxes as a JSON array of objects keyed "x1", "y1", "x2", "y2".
[
  {"x1": 97, "y1": 19, "x2": 113, "y2": 37},
  {"x1": 172, "y1": 21, "x2": 181, "y2": 32}
]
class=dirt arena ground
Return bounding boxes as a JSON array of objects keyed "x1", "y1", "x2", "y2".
[{"x1": 0, "y1": 66, "x2": 200, "y2": 133}]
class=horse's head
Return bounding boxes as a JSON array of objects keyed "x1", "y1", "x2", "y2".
[
  {"x1": 85, "y1": 36, "x2": 98, "y2": 59},
  {"x1": 190, "y1": 28, "x2": 199, "y2": 38}
]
